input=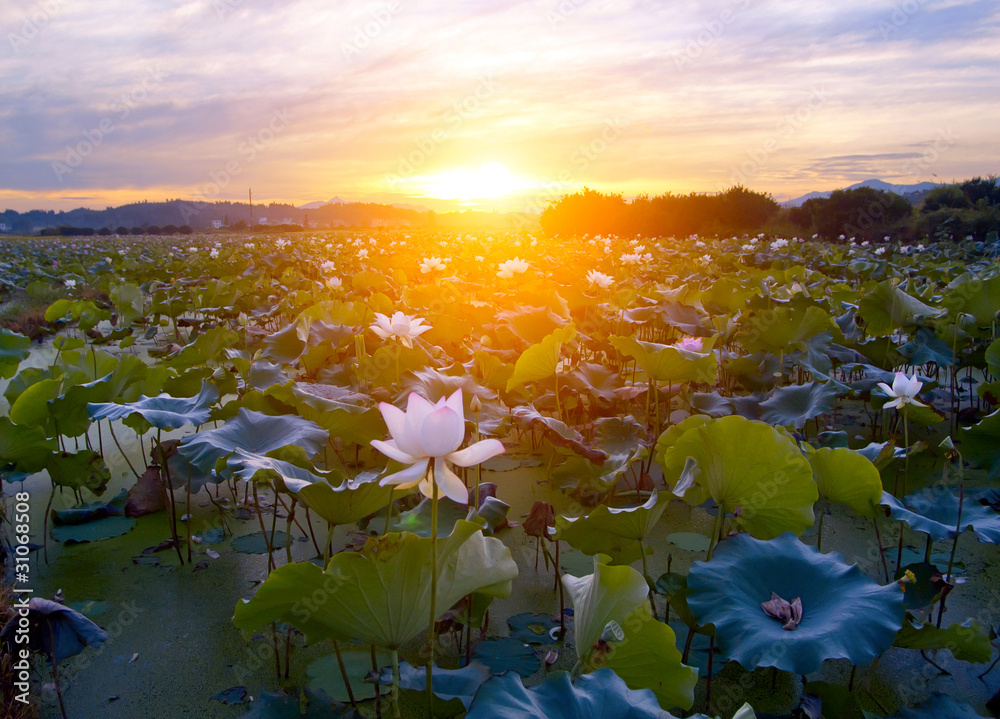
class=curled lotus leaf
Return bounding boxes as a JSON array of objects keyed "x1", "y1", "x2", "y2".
[
  {"x1": 687, "y1": 532, "x2": 905, "y2": 675},
  {"x1": 880, "y1": 489, "x2": 1000, "y2": 543}
]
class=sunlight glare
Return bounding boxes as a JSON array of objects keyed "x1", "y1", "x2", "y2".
[{"x1": 424, "y1": 162, "x2": 516, "y2": 201}]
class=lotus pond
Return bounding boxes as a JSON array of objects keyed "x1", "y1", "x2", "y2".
[{"x1": 2, "y1": 231, "x2": 1000, "y2": 719}]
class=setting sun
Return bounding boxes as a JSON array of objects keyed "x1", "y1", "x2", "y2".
[{"x1": 423, "y1": 162, "x2": 517, "y2": 201}]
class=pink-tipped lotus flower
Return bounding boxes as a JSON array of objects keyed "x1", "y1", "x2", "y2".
[
  {"x1": 369, "y1": 311, "x2": 432, "y2": 349},
  {"x1": 674, "y1": 336, "x2": 703, "y2": 352},
  {"x1": 877, "y1": 371, "x2": 925, "y2": 410},
  {"x1": 371, "y1": 389, "x2": 505, "y2": 504}
]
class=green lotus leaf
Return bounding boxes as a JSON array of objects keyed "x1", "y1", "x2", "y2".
[
  {"x1": 0, "y1": 329, "x2": 30, "y2": 380},
  {"x1": 282, "y1": 471, "x2": 397, "y2": 527},
  {"x1": 0, "y1": 417, "x2": 56, "y2": 474},
  {"x1": 52, "y1": 516, "x2": 134, "y2": 543},
  {"x1": 894, "y1": 615, "x2": 992, "y2": 663},
  {"x1": 9, "y1": 378, "x2": 62, "y2": 435},
  {"x1": 109, "y1": 282, "x2": 145, "y2": 325},
  {"x1": 511, "y1": 404, "x2": 607, "y2": 464},
  {"x1": 233, "y1": 520, "x2": 517, "y2": 649},
  {"x1": 179, "y1": 407, "x2": 327, "y2": 475},
  {"x1": 858, "y1": 281, "x2": 946, "y2": 336},
  {"x1": 962, "y1": 409, "x2": 1000, "y2": 479},
  {"x1": 552, "y1": 492, "x2": 668, "y2": 565},
  {"x1": 265, "y1": 382, "x2": 385, "y2": 447},
  {"x1": 260, "y1": 322, "x2": 306, "y2": 364},
  {"x1": 740, "y1": 305, "x2": 832, "y2": 354},
  {"x1": 687, "y1": 532, "x2": 905, "y2": 675},
  {"x1": 586, "y1": 606, "x2": 698, "y2": 711},
  {"x1": 88, "y1": 380, "x2": 219, "y2": 430},
  {"x1": 658, "y1": 416, "x2": 817, "y2": 539},
  {"x1": 561, "y1": 554, "x2": 649, "y2": 661},
  {"x1": 166, "y1": 327, "x2": 240, "y2": 369},
  {"x1": 942, "y1": 274, "x2": 1000, "y2": 328},
  {"x1": 506, "y1": 324, "x2": 576, "y2": 391},
  {"x1": 44, "y1": 450, "x2": 111, "y2": 494},
  {"x1": 759, "y1": 382, "x2": 839, "y2": 429},
  {"x1": 987, "y1": 338, "x2": 1000, "y2": 376},
  {"x1": 806, "y1": 446, "x2": 882, "y2": 517},
  {"x1": 609, "y1": 335, "x2": 717, "y2": 384},
  {"x1": 466, "y1": 669, "x2": 674, "y2": 719}
]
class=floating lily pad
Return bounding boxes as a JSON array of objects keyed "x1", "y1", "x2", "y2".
[
  {"x1": 199, "y1": 527, "x2": 225, "y2": 544},
  {"x1": 378, "y1": 660, "x2": 492, "y2": 709},
  {"x1": 482, "y1": 456, "x2": 522, "y2": 472},
  {"x1": 507, "y1": 613, "x2": 561, "y2": 644},
  {"x1": 306, "y1": 648, "x2": 390, "y2": 702},
  {"x1": 472, "y1": 638, "x2": 539, "y2": 677},
  {"x1": 666, "y1": 532, "x2": 711, "y2": 552},
  {"x1": 231, "y1": 531, "x2": 291, "y2": 554},
  {"x1": 52, "y1": 516, "x2": 135, "y2": 544},
  {"x1": 212, "y1": 686, "x2": 249, "y2": 705},
  {"x1": 235, "y1": 689, "x2": 354, "y2": 719}
]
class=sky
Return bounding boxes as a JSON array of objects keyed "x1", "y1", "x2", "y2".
[{"x1": 1, "y1": 0, "x2": 998, "y2": 212}]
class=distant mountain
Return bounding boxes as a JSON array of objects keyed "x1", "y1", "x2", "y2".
[
  {"x1": 297, "y1": 196, "x2": 346, "y2": 209},
  {"x1": 782, "y1": 179, "x2": 939, "y2": 207}
]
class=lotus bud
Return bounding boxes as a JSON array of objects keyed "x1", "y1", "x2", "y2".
[
  {"x1": 957, "y1": 313, "x2": 976, "y2": 329},
  {"x1": 469, "y1": 394, "x2": 483, "y2": 414}
]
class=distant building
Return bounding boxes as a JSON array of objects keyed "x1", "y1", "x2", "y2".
[{"x1": 211, "y1": 220, "x2": 223, "y2": 229}]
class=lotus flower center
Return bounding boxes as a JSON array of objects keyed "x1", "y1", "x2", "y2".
[{"x1": 761, "y1": 592, "x2": 803, "y2": 631}]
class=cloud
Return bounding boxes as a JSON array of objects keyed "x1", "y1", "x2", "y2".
[{"x1": 1, "y1": 0, "x2": 998, "y2": 209}]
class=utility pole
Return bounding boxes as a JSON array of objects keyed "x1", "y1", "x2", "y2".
[{"x1": 249, "y1": 188, "x2": 253, "y2": 231}]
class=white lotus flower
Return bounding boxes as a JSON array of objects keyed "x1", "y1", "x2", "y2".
[
  {"x1": 325, "y1": 277, "x2": 342, "y2": 290},
  {"x1": 371, "y1": 389, "x2": 505, "y2": 503},
  {"x1": 497, "y1": 257, "x2": 529, "y2": 278},
  {"x1": 64, "y1": 279, "x2": 76, "y2": 288},
  {"x1": 370, "y1": 311, "x2": 432, "y2": 349},
  {"x1": 586, "y1": 269, "x2": 614, "y2": 289},
  {"x1": 420, "y1": 256, "x2": 446, "y2": 273},
  {"x1": 877, "y1": 372, "x2": 925, "y2": 410}
]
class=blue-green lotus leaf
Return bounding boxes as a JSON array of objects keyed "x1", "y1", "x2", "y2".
[
  {"x1": 466, "y1": 668, "x2": 673, "y2": 719},
  {"x1": 880, "y1": 489, "x2": 1000, "y2": 543},
  {"x1": 259, "y1": 322, "x2": 306, "y2": 364},
  {"x1": 893, "y1": 693, "x2": 988, "y2": 718},
  {"x1": 0, "y1": 597, "x2": 108, "y2": 665},
  {"x1": 687, "y1": 532, "x2": 904, "y2": 675},
  {"x1": 759, "y1": 382, "x2": 839, "y2": 429},
  {"x1": 0, "y1": 416, "x2": 57, "y2": 473},
  {"x1": 377, "y1": 660, "x2": 491, "y2": 709},
  {"x1": 898, "y1": 327, "x2": 954, "y2": 367},
  {"x1": 88, "y1": 380, "x2": 219, "y2": 430},
  {"x1": 179, "y1": 407, "x2": 327, "y2": 474}
]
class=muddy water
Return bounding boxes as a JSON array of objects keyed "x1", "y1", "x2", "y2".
[{"x1": 3, "y1": 344, "x2": 1000, "y2": 718}]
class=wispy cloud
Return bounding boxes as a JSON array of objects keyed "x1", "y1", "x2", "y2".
[{"x1": 1, "y1": 0, "x2": 997, "y2": 210}]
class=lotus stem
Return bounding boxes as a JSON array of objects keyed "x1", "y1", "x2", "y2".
[
  {"x1": 383, "y1": 488, "x2": 394, "y2": 536},
  {"x1": 427, "y1": 477, "x2": 439, "y2": 718},
  {"x1": 640, "y1": 540, "x2": 657, "y2": 620},
  {"x1": 334, "y1": 640, "x2": 357, "y2": 708},
  {"x1": 108, "y1": 422, "x2": 140, "y2": 479},
  {"x1": 939, "y1": 480, "x2": 964, "y2": 628},
  {"x1": 707, "y1": 505, "x2": 725, "y2": 561},
  {"x1": 392, "y1": 647, "x2": 401, "y2": 718}
]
